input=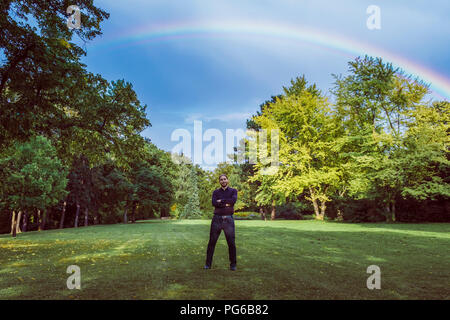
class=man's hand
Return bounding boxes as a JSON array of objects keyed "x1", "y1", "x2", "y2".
[{"x1": 217, "y1": 199, "x2": 231, "y2": 206}]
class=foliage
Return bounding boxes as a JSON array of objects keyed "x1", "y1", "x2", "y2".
[
  {"x1": 233, "y1": 211, "x2": 260, "y2": 220},
  {"x1": 332, "y1": 56, "x2": 449, "y2": 221},
  {"x1": 0, "y1": 136, "x2": 68, "y2": 213},
  {"x1": 179, "y1": 165, "x2": 203, "y2": 219},
  {"x1": 250, "y1": 78, "x2": 342, "y2": 219},
  {"x1": 0, "y1": 0, "x2": 109, "y2": 147}
]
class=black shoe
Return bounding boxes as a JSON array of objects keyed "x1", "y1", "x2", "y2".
[
  {"x1": 230, "y1": 265, "x2": 236, "y2": 271},
  {"x1": 204, "y1": 265, "x2": 211, "y2": 270}
]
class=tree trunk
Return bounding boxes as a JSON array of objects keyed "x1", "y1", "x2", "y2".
[
  {"x1": 392, "y1": 200, "x2": 396, "y2": 222},
  {"x1": 259, "y1": 207, "x2": 266, "y2": 221},
  {"x1": 336, "y1": 209, "x2": 344, "y2": 221},
  {"x1": 131, "y1": 202, "x2": 136, "y2": 223},
  {"x1": 312, "y1": 199, "x2": 320, "y2": 218},
  {"x1": 37, "y1": 209, "x2": 42, "y2": 231},
  {"x1": 309, "y1": 188, "x2": 321, "y2": 219},
  {"x1": 318, "y1": 201, "x2": 326, "y2": 220},
  {"x1": 385, "y1": 202, "x2": 394, "y2": 223},
  {"x1": 94, "y1": 212, "x2": 100, "y2": 225},
  {"x1": 42, "y1": 210, "x2": 47, "y2": 231},
  {"x1": 11, "y1": 211, "x2": 17, "y2": 237},
  {"x1": 74, "y1": 203, "x2": 80, "y2": 228},
  {"x1": 59, "y1": 201, "x2": 67, "y2": 229},
  {"x1": 84, "y1": 207, "x2": 89, "y2": 227},
  {"x1": 123, "y1": 207, "x2": 128, "y2": 224},
  {"x1": 16, "y1": 211, "x2": 22, "y2": 234},
  {"x1": 271, "y1": 199, "x2": 276, "y2": 220},
  {"x1": 22, "y1": 210, "x2": 28, "y2": 232},
  {"x1": 160, "y1": 205, "x2": 168, "y2": 218}
]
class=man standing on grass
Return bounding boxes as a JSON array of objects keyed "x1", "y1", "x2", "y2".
[{"x1": 204, "y1": 174, "x2": 238, "y2": 271}]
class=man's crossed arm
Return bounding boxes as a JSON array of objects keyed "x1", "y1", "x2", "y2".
[{"x1": 212, "y1": 189, "x2": 238, "y2": 208}]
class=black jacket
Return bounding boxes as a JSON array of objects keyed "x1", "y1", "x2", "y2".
[{"x1": 212, "y1": 187, "x2": 238, "y2": 215}]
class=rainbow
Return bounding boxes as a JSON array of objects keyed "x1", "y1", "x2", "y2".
[{"x1": 92, "y1": 20, "x2": 450, "y2": 100}]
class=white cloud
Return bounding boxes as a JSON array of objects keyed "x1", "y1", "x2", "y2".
[{"x1": 184, "y1": 111, "x2": 252, "y2": 123}]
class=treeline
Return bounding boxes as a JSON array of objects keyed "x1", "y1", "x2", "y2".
[
  {"x1": 0, "y1": 136, "x2": 177, "y2": 234},
  {"x1": 188, "y1": 57, "x2": 449, "y2": 223},
  {"x1": 237, "y1": 57, "x2": 449, "y2": 222},
  {"x1": 0, "y1": 1, "x2": 178, "y2": 235}
]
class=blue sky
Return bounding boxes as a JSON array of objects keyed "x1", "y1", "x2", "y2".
[{"x1": 79, "y1": 0, "x2": 450, "y2": 167}]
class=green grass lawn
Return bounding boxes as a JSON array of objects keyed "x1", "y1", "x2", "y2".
[{"x1": 0, "y1": 219, "x2": 449, "y2": 300}]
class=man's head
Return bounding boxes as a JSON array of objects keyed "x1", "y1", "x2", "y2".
[{"x1": 219, "y1": 174, "x2": 229, "y2": 188}]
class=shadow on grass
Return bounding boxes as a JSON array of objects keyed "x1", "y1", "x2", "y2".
[
  {"x1": 347, "y1": 221, "x2": 450, "y2": 234},
  {"x1": 1, "y1": 220, "x2": 449, "y2": 299}
]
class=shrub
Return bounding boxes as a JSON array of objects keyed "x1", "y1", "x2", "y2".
[
  {"x1": 200, "y1": 211, "x2": 214, "y2": 219},
  {"x1": 332, "y1": 199, "x2": 385, "y2": 222},
  {"x1": 395, "y1": 197, "x2": 450, "y2": 222},
  {"x1": 234, "y1": 211, "x2": 260, "y2": 220},
  {"x1": 275, "y1": 202, "x2": 309, "y2": 220}
]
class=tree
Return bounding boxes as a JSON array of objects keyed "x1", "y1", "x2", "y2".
[
  {"x1": 396, "y1": 102, "x2": 450, "y2": 202},
  {"x1": 0, "y1": 0, "x2": 109, "y2": 147},
  {"x1": 0, "y1": 136, "x2": 68, "y2": 237},
  {"x1": 173, "y1": 156, "x2": 192, "y2": 218},
  {"x1": 1, "y1": 1, "x2": 150, "y2": 168},
  {"x1": 134, "y1": 163, "x2": 173, "y2": 220},
  {"x1": 179, "y1": 166, "x2": 203, "y2": 219},
  {"x1": 195, "y1": 165, "x2": 215, "y2": 215},
  {"x1": 139, "y1": 140, "x2": 176, "y2": 218},
  {"x1": 246, "y1": 75, "x2": 320, "y2": 131},
  {"x1": 250, "y1": 174, "x2": 284, "y2": 220},
  {"x1": 251, "y1": 79, "x2": 342, "y2": 219},
  {"x1": 332, "y1": 55, "x2": 447, "y2": 221},
  {"x1": 1, "y1": 1, "x2": 151, "y2": 229},
  {"x1": 66, "y1": 155, "x2": 92, "y2": 227},
  {"x1": 91, "y1": 161, "x2": 131, "y2": 224}
]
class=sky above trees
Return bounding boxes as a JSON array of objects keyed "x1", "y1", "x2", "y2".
[{"x1": 78, "y1": 0, "x2": 450, "y2": 163}]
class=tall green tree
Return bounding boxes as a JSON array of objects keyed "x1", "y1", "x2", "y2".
[
  {"x1": 0, "y1": 136, "x2": 68, "y2": 236},
  {"x1": 195, "y1": 165, "x2": 215, "y2": 215},
  {"x1": 135, "y1": 164, "x2": 173, "y2": 220},
  {"x1": 332, "y1": 56, "x2": 448, "y2": 221},
  {"x1": 180, "y1": 165, "x2": 203, "y2": 219},
  {"x1": 251, "y1": 78, "x2": 342, "y2": 219},
  {"x1": 91, "y1": 161, "x2": 132, "y2": 224},
  {"x1": 65, "y1": 154, "x2": 92, "y2": 227},
  {"x1": 395, "y1": 102, "x2": 450, "y2": 202},
  {"x1": 0, "y1": 0, "x2": 109, "y2": 146}
]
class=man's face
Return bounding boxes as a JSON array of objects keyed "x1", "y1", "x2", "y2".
[{"x1": 219, "y1": 175, "x2": 229, "y2": 188}]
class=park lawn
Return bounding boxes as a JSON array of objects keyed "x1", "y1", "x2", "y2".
[{"x1": 0, "y1": 219, "x2": 449, "y2": 300}]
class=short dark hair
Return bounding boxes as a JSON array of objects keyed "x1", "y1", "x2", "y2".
[{"x1": 219, "y1": 174, "x2": 228, "y2": 180}]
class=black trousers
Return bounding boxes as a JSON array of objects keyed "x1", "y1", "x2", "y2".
[{"x1": 205, "y1": 215, "x2": 237, "y2": 267}]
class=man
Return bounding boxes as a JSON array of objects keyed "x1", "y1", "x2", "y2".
[{"x1": 204, "y1": 174, "x2": 238, "y2": 271}]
